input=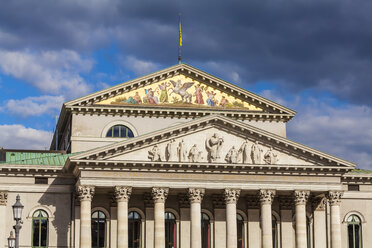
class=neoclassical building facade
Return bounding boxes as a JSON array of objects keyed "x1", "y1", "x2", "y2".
[{"x1": 0, "y1": 63, "x2": 371, "y2": 248}]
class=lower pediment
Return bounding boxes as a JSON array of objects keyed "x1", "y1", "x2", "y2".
[
  {"x1": 70, "y1": 115, "x2": 355, "y2": 169},
  {"x1": 111, "y1": 127, "x2": 312, "y2": 166}
]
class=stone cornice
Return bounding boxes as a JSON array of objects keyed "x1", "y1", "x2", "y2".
[
  {"x1": 70, "y1": 159, "x2": 352, "y2": 177},
  {"x1": 0, "y1": 164, "x2": 72, "y2": 177},
  {"x1": 67, "y1": 105, "x2": 293, "y2": 123},
  {"x1": 69, "y1": 115, "x2": 356, "y2": 168},
  {"x1": 342, "y1": 173, "x2": 372, "y2": 185}
]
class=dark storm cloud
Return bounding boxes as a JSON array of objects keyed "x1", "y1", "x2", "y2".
[{"x1": 1, "y1": 0, "x2": 372, "y2": 104}]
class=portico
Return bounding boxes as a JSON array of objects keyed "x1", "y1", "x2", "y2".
[{"x1": 75, "y1": 182, "x2": 341, "y2": 248}]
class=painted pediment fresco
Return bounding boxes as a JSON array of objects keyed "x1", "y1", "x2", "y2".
[
  {"x1": 110, "y1": 127, "x2": 312, "y2": 165},
  {"x1": 96, "y1": 75, "x2": 263, "y2": 111}
]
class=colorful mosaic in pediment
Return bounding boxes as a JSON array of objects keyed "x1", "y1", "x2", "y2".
[{"x1": 96, "y1": 75, "x2": 263, "y2": 111}]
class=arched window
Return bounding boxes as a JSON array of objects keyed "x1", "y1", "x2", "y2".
[
  {"x1": 32, "y1": 210, "x2": 48, "y2": 248},
  {"x1": 272, "y1": 215, "x2": 278, "y2": 248},
  {"x1": 106, "y1": 125, "x2": 134, "y2": 138},
  {"x1": 129, "y1": 211, "x2": 142, "y2": 248},
  {"x1": 92, "y1": 211, "x2": 106, "y2": 248},
  {"x1": 201, "y1": 213, "x2": 211, "y2": 248},
  {"x1": 237, "y1": 213, "x2": 245, "y2": 248},
  {"x1": 165, "y1": 212, "x2": 177, "y2": 248},
  {"x1": 347, "y1": 215, "x2": 362, "y2": 248}
]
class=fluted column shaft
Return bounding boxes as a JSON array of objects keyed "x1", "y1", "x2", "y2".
[
  {"x1": 115, "y1": 186, "x2": 132, "y2": 248},
  {"x1": 152, "y1": 187, "x2": 169, "y2": 248},
  {"x1": 313, "y1": 197, "x2": 327, "y2": 248},
  {"x1": 77, "y1": 185, "x2": 95, "y2": 248},
  {"x1": 259, "y1": 189, "x2": 275, "y2": 248},
  {"x1": 225, "y1": 189, "x2": 240, "y2": 248},
  {"x1": 188, "y1": 188, "x2": 205, "y2": 248},
  {"x1": 328, "y1": 191, "x2": 343, "y2": 248},
  {"x1": 294, "y1": 191, "x2": 310, "y2": 248}
]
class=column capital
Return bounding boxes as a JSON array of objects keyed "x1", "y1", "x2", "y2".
[
  {"x1": 114, "y1": 186, "x2": 132, "y2": 202},
  {"x1": 77, "y1": 185, "x2": 95, "y2": 201},
  {"x1": 327, "y1": 191, "x2": 343, "y2": 206},
  {"x1": 188, "y1": 188, "x2": 205, "y2": 203},
  {"x1": 259, "y1": 189, "x2": 276, "y2": 205},
  {"x1": 0, "y1": 191, "x2": 8, "y2": 206},
  {"x1": 224, "y1": 189, "x2": 241, "y2": 204},
  {"x1": 294, "y1": 190, "x2": 310, "y2": 205},
  {"x1": 152, "y1": 187, "x2": 169, "y2": 203}
]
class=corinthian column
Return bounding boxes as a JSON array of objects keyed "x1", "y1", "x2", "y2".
[
  {"x1": 328, "y1": 191, "x2": 343, "y2": 248},
  {"x1": 152, "y1": 187, "x2": 169, "y2": 248},
  {"x1": 312, "y1": 197, "x2": 327, "y2": 248},
  {"x1": 294, "y1": 190, "x2": 310, "y2": 248},
  {"x1": 77, "y1": 185, "x2": 95, "y2": 248},
  {"x1": 188, "y1": 188, "x2": 205, "y2": 248},
  {"x1": 115, "y1": 186, "x2": 132, "y2": 248},
  {"x1": 0, "y1": 191, "x2": 8, "y2": 247},
  {"x1": 225, "y1": 189, "x2": 240, "y2": 248},
  {"x1": 259, "y1": 189, "x2": 276, "y2": 248}
]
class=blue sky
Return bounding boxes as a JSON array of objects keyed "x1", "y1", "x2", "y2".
[{"x1": 0, "y1": 0, "x2": 372, "y2": 169}]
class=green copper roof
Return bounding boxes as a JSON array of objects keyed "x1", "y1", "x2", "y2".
[
  {"x1": 0, "y1": 151, "x2": 79, "y2": 166},
  {"x1": 349, "y1": 168, "x2": 372, "y2": 174}
]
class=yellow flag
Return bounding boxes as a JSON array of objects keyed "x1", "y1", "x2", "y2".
[{"x1": 179, "y1": 16, "x2": 182, "y2": 47}]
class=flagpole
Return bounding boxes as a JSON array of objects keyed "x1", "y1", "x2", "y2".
[{"x1": 178, "y1": 13, "x2": 182, "y2": 64}]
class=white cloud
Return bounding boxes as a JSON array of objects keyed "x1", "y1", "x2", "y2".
[
  {"x1": 5, "y1": 95, "x2": 65, "y2": 117},
  {"x1": 122, "y1": 56, "x2": 159, "y2": 75},
  {"x1": 0, "y1": 125, "x2": 52, "y2": 150},
  {"x1": 287, "y1": 99, "x2": 372, "y2": 170},
  {"x1": 0, "y1": 49, "x2": 93, "y2": 99}
]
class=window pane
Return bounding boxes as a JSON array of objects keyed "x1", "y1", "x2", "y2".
[
  {"x1": 201, "y1": 219, "x2": 210, "y2": 248},
  {"x1": 348, "y1": 224, "x2": 354, "y2": 248},
  {"x1": 40, "y1": 219, "x2": 48, "y2": 246},
  {"x1": 106, "y1": 128, "x2": 113, "y2": 137},
  {"x1": 99, "y1": 211, "x2": 105, "y2": 219},
  {"x1": 99, "y1": 220, "x2": 105, "y2": 247},
  {"x1": 92, "y1": 220, "x2": 98, "y2": 247},
  {"x1": 129, "y1": 219, "x2": 141, "y2": 248},
  {"x1": 127, "y1": 128, "x2": 134, "y2": 138},
  {"x1": 40, "y1": 210, "x2": 48, "y2": 218},
  {"x1": 237, "y1": 219, "x2": 244, "y2": 248},
  {"x1": 113, "y1": 125, "x2": 120, "y2": 137},
  {"x1": 33, "y1": 220, "x2": 40, "y2": 246},
  {"x1": 355, "y1": 224, "x2": 360, "y2": 248},
  {"x1": 165, "y1": 219, "x2": 176, "y2": 248}
]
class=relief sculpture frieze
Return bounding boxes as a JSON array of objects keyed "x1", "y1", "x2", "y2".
[{"x1": 146, "y1": 131, "x2": 283, "y2": 165}]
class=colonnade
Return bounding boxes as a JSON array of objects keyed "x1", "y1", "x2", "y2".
[{"x1": 76, "y1": 186, "x2": 343, "y2": 248}]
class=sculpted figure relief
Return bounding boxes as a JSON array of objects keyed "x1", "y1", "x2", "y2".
[
  {"x1": 205, "y1": 133, "x2": 224, "y2": 162},
  {"x1": 238, "y1": 139, "x2": 251, "y2": 163},
  {"x1": 251, "y1": 141, "x2": 263, "y2": 164},
  {"x1": 177, "y1": 139, "x2": 188, "y2": 162},
  {"x1": 263, "y1": 147, "x2": 279, "y2": 164},
  {"x1": 148, "y1": 145, "x2": 162, "y2": 161},
  {"x1": 165, "y1": 139, "x2": 178, "y2": 161},
  {"x1": 225, "y1": 146, "x2": 239, "y2": 163},
  {"x1": 188, "y1": 144, "x2": 202, "y2": 162}
]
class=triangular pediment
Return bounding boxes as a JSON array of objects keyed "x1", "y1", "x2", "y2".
[
  {"x1": 70, "y1": 115, "x2": 355, "y2": 169},
  {"x1": 65, "y1": 64, "x2": 295, "y2": 116}
]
